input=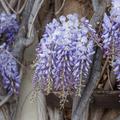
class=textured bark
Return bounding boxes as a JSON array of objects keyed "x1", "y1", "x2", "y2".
[
  {"x1": 15, "y1": 1, "x2": 54, "y2": 120},
  {"x1": 48, "y1": 107, "x2": 64, "y2": 120},
  {"x1": 36, "y1": 92, "x2": 48, "y2": 120}
]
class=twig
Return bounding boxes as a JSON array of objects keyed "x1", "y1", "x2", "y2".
[
  {"x1": 55, "y1": 0, "x2": 66, "y2": 16},
  {"x1": 17, "y1": 0, "x2": 28, "y2": 14},
  {"x1": 0, "y1": 0, "x2": 10, "y2": 14},
  {"x1": 5, "y1": 49, "x2": 25, "y2": 68},
  {"x1": 107, "y1": 65, "x2": 113, "y2": 90},
  {"x1": 5, "y1": 0, "x2": 27, "y2": 15},
  {"x1": 4, "y1": 0, "x2": 17, "y2": 14},
  {"x1": 88, "y1": 32, "x2": 102, "y2": 49},
  {"x1": 1, "y1": 106, "x2": 9, "y2": 120},
  {"x1": 25, "y1": 0, "x2": 54, "y2": 47},
  {"x1": 100, "y1": 57, "x2": 109, "y2": 80}
]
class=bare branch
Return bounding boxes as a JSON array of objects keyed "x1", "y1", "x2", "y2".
[
  {"x1": 17, "y1": 0, "x2": 28, "y2": 14},
  {"x1": 5, "y1": 0, "x2": 26, "y2": 15},
  {"x1": 0, "y1": 0, "x2": 10, "y2": 14},
  {"x1": 27, "y1": 0, "x2": 44, "y2": 39},
  {"x1": 25, "y1": 1, "x2": 54, "y2": 46},
  {"x1": 12, "y1": 0, "x2": 35, "y2": 58},
  {"x1": 4, "y1": 0, "x2": 17, "y2": 14},
  {"x1": 55, "y1": 0, "x2": 66, "y2": 16},
  {"x1": 16, "y1": 0, "x2": 21, "y2": 12}
]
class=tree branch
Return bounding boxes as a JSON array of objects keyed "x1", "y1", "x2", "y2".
[
  {"x1": 0, "y1": 0, "x2": 36, "y2": 119},
  {"x1": 10, "y1": 0, "x2": 17, "y2": 8},
  {"x1": 72, "y1": 48, "x2": 102, "y2": 120},
  {"x1": 0, "y1": 94, "x2": 11, "y2": 107},
  {"x1": 12, "y1": 0, "x2": 35, "y2": 60},
  {"x1": 27, "y1": 0, "x2": 44, "y2": 39},
  {"x1": 36, "y1": 91, "x2": 49, "y2": 120},
  {"x1": 90, "y1": 1, "x2": 111, "y2": 120},
  {"x1": 17, "y1": 0, "x2": 28, "y2": 14},
  {"x1": 4, "y1": 0, "x2": 28, "y2": 15},
  {"x1": 72, "y1": 1, "x2": 111, "y2": 120},
  {"x1": 90, "y1": 0, "x2": 109, "y2": 28},
  {"x1": 4, "y1": 0, "x2": 17, "y2": 14},
  {"x1": 92, "y1": 0, "x2": 100, "y2": 12},
  {"x1": 0, "y1": 0, "x2": 10, "y2": 14},
  {"x1": 55, "y1": 0, "x2": 65, "y2": 16}
]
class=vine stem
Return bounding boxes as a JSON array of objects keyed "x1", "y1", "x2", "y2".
[{"x1": 55, "y1": 0, "x2": 66, "y2": 16}]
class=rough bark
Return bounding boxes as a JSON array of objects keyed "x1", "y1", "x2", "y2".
[{"x1": 48, "y1": 107, "x2": 64, "y2": 120}]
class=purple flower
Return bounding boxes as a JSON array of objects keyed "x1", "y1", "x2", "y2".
[
  {"x1": 110, "y1": 0, "x2": 120, "y2": 23},
  {"x1": 113, "y1": 58, "x2": 120, "y2": 80},
  {"x1": 0, "y1": 13, "x2": 19, "y2": 45},
  {"x1": 33, "y1": 14, "x2": 95, "y2": 95},
  {"x1": 102, "y1": 0, "x2": 120, "y2": 89},
  {"x1": 0, "y1": 44, "x2": 21, "y2": 94},
  {"x1": 0, "y1": 13, "x2": 20, "y2": 94}
]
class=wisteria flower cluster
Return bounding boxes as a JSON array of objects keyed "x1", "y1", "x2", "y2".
[
  {"x1": 0, "y1": 13, "x2": 20, "y2": 94},
  {"x1": 102, "y1": 0, "x2": 120, "y2": 88},
  {"x1": 0, "y1": 44, "x2": 20, "y2": 94},
  {"x1": 110, "y1": 0, "x2": 120, "y2": 23},
  {"x1": 0, "y1": 13, "x2": 19, "y2": 45},
  {"x1": 33, "y1": 14, "x2": 95, "y2": 96}
]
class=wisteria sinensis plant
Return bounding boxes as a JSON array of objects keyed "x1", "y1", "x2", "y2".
[
  {"x1": 33, "y1": 14, "x2": 96, "y2": 98},
  {"x1": 0, "y1": 13, "x2": 20, "y2": 95},
  {"x1": 102, "y1": 0, "x2": 120, "y2": 89}
]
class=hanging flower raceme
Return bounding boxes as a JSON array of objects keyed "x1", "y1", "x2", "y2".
[
  {"x1": 102, "y1": 0, "x2": 120, "y2": 89},
  {"x1": 0, "y1": 44, "x2": 21, "y2": 94},
  {"x1": 0, "y1": 13, "x2": 19, "y2": 45},
  {"x1": 0, "y1": 13, "x2": 20, "y2": 94},
  {"x1": 33, "y1": 14, "x2": 95, "y2": 96}
]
